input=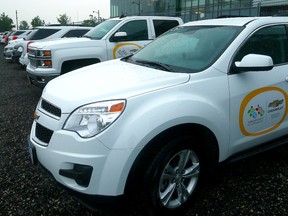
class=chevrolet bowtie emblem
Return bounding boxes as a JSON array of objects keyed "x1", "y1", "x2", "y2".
[{"x1": 33, "y1": 111, "x2": 40, "y2": 121}]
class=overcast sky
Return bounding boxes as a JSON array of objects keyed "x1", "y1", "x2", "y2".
[{"x1": 0, "y1": 0, "x2": 110, "y2": 26}]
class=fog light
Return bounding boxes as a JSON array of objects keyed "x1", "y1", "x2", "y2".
[{"x1": 59, "y1": 164, "x2": 93, "y2": 187}]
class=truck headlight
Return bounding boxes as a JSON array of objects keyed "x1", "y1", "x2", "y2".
[
  {"x1": 63, "y1": 100, "x2": 126, "y2": 138},
  {"x1": 38, "y1": 50, "x2": 51, "y2": 57},
  {"x1": 38, "y1": 60, "x2": 52, "y2": 68}
]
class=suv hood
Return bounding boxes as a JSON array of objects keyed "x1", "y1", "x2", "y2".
[
  {"x1": 30, "y1": 37, "x2": 102, "y2": 49},
  {"x1": 43, "y1": 59, "x2": 190, "y2": 113}
]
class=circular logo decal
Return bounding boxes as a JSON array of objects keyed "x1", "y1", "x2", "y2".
[
  {"x1": 113, "y1": 43, "x2": 142, "y2": 59},
  {"x1": 239, "y1": 87, "x2": 288, "y2": 136}
]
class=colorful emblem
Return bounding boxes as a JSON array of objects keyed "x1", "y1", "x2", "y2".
[
  {"x1": 239, "y1": 87, "x2": 288, "y2": 136},
  {"x1": 113, "y1": 43, "x2": 142, "y2": 59}
]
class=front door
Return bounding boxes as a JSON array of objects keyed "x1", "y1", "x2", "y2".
[
  {"x1": 229, "y1": 24, "x2": 288, "y2": 154},
  {"x1": 107, "y1": 19, "x2": 152, "y2": 60}
]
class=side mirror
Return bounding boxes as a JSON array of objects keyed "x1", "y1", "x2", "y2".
[
  {"x1": 114, "y1": 32, "x2": 128, "y2": 37},
  {"x1": 232, "y1": 54, "x2": 273, "y2": 73},
  {"x1": 110, "y1": 32, "x2": 128, "y2": 42}
]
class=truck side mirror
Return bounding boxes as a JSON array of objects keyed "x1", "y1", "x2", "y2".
[{"x1": 110, "y1": 32, "x2": 128, "y2": 42}]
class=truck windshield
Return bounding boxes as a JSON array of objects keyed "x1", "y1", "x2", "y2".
[
  {"x1": 83, "y1": 20, "x2": 121, "y2": 40},
  {"x1": 130, "y1": 25, "x2": 243, "y2": 73}
]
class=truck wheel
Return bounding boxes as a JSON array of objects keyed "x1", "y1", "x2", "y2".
[{"x1": 141, "y1": 136, "x2": 203, "y2": 215}]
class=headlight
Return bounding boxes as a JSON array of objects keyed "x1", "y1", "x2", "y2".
[
  {"x1": 63, "y1": 100, "x2": 126, "y2": 138},
  {"x1": 37, "y1": 50, "x2": 51, "y2": 57},
  {"x1": 38, "y1": 60, "x2": 52, "y2": 68}
]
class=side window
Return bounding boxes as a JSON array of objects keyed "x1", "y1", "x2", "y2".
[
  {"x1": 14, "y1": 31, "x2": 26, "y2": 36},
  {"x1": 62, "y1": 29, "x2": 90, "y2": 38},
  {"x1": 153, "y1": 20, "x2": 179, "y2": 37},
  {"x1": 30, "y1": 29, "x2": 60, "y2": 40},
  {"x1": 235, "y1": 25, "x2": 288, "y2": 65},
  {"x1": 112, "y1": 20, "x2": 148, "y2": 41}
]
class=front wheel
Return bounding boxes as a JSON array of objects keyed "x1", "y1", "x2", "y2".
[
  {"x1": 142, "y1": 136, "x2": 203, "y2": 215},
  {"x1": 158, "y1": 148, "x2": 199, "y2": 209}
]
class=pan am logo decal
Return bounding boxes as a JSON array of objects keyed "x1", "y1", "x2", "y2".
[
  {"x1": 113, "y1": 43, "x2": 142, "y2": 59},
  {"x1": 239, "y1": 87, "x2": 288, "y2": 136}
]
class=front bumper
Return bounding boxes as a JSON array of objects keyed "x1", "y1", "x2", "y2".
[
  {"x1": 28, "y1": 135, "x2": 126, "y2": 210},
  {"x1": 3, "y1": 49, "x2": 13, "y2": 60},
  {"x1": 26, "y1": 65, "x2": 58, "y2": 88},
  {"x1": 28, "y1": 113, "x2": 134, "y2": 196},
  {"x1": 19, "y1": 53, "x2": 29, "y2": 67},
  {"x1": 12, "y1": 50, "x2": 22, "y2": 63}
]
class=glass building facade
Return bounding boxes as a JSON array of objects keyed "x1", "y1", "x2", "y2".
[{"x1": 110, "y1": 0, "x2": 288, "y2": 22}]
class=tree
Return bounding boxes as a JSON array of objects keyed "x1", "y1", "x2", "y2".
[
  {"x1": 57, "y1": 14, "x2": 71, "y2": 25},
  {"x1": 82, "y1": 15, "x2": 97, "y2": 27},
  {"x1": 19, "y1": 20, "x2": 29, "y2": 30},
  {"x1": 0, "y1": 13, "x2": 14, "y2": 31},
  {"x1": 31, "y1": 16, "x2": 45, "y2": 28}
]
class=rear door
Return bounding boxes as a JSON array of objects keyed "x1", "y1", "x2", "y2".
[{"x1": 152, "y1": 19, "x2": 181, "y2": 37}]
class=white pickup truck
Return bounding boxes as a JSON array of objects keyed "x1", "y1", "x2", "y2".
[
  {"x1": 26, "y1": 16, "x2": 183, "y2": 87},
  {"x1": 28, "y1": 16, "x2": 288, "y2": 215}
]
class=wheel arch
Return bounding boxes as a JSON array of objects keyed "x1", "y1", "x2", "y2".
[
  {"x1": 61, "y1": 58, "x2": 101, "y2": 74},
  {"x1": 124, "y1": 123, "x2": 219, "y2": 194}
]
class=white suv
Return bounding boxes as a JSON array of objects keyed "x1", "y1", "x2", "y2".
[
  {"x1": 19, "y1": 26, "x2": 92, "y2": 67},
  {"x1": 28, "y1": 17, "x2": 288, "y2": 215}
]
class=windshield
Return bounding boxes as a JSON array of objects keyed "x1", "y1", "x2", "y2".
[
  {"x1": 83, "y1": 20, "x2": 121, "y2": 40},
  {"x1": 130, "y1": 25, "x2": 243, "y2": 73}
]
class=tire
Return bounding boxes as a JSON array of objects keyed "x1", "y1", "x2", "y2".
[{"x1": 141, "y1": 136, "x2": 203, "y2": 215}]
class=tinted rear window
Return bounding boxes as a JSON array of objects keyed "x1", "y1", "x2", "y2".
[
  {"x1": 62, "y1": 29, "x2": 90, "y2": 38},
  {"x1": 153, "y1": 20, "x2": 180, "y2": 37},
  {"x1": 29, "y1": 29, "x2": 60, "y2": 40},
  {"x1": 13, "y1": 31, "x2": 26, "y2": 36}
]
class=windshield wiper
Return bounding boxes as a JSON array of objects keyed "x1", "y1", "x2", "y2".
[
  {"x1": 135, "y1": 60, "x2": 173, "y2": 72},
  {"x1": 121, "y1": 54, "x2": 134, "y2": 62}
]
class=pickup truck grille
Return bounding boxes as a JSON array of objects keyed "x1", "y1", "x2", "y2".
[
  {"x1": 30, "y1": 59, "x2": 38, "y2": 68},
  {"x1": 41, "y1": 99, "x2": 61, "y2": 118},
  {"x1": 29, "y1": 49, "x2": 36, "y2": 57},
  {"x1": 35, "y1": 123, "x2": 53, "y2": 144},
  {"x1": 29, "y1": 59, "x2": 37, "y2": 68},
  {"x1": 28, "y1": 48, "x2": 37, "y2": 67}
]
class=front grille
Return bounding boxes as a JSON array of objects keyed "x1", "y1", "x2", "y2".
[
  {"x1": 41, "y1": 99, "x2": 61, "y2": 118},
  {"x1": 29, "y1": 59, "x2": 38, "y2": 68},
  {"x1": 35, "y1": 123, "x2": 53, "y2": 144},
  {"x1": 29, "y1": 49, "x2": 36, "y2": 57}
]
